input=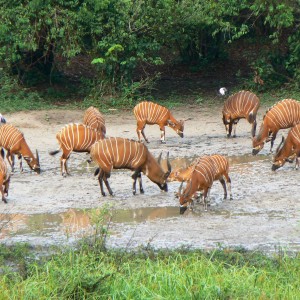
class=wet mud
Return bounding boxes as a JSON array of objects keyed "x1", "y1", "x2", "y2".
[{"x1": 0, "y1": 106, "x2": 299, "y2": 252}]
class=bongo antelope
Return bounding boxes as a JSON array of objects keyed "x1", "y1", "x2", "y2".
[
  {"x1": 0, "y1": 124, "x2": 40, "y2": 173},
  {"x1": 90, "y1": 137, "x2": 171, "y2": 196},
  {"x1": 272, "y1": 124, "x2": 300, "y2": 170},
  {"x1": 253, "y1": 99, "x2": 300, "y2": 155},
  {"x1": 83, "y1": 106, "x2": 106, "y2": 137},
  {"x1": 178, "y1": 156, "x2": 215, "y2": 214},
  {"x1": 49, "y1": 123, "x2": 104, "y2": 176},
  {"x1": 133, "y1": 101, "x2": 187, "y2": 143},
  {"x1": 222, "y1": 90, "x2": 260, "y2": 137},
  {"x1": 180, "y1": 154, "x2": 232, "y2": 213}
]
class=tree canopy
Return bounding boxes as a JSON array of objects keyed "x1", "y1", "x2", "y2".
[{"x1": 0, "y1": 0, "x2": 299, "y2": 94}]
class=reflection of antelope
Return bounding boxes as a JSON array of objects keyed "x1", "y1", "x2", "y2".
[
  {"x1": 0, "y1": 124, "x2": 40, "y2": 173},
  {"x1": 0, "y1": 152, "x2": 10, "y2": 203},
  {"x1": 178, "y1": 155, "x2": 232, "y2": 214},
  {"x1": 49, "y1": 123, "x2": 104, "y2": 176},
  {"x1": 90, "y1": 137, "x2": 171, "y2": 196},
  {"x1": 133, "y1": 101, "x2": 187, "y2": 143},
  {"x1": 83, "y1": 106, "x2": 106, "y2": 137},
  {"x1": 60, "y1": 209, "x2": 91, "y2": 235},
  {"x1": 272, "y1": 124, "x2": 300, "y2": 171},
  {"x1": 222, "y1": 90, "x2": 260, "y2": 137},
  {"x1": 253, "y1": 99, "x2": 300, "y2": 155}
]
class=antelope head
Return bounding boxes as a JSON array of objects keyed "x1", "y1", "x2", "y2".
[
  {"x1": 252, "y1": 136, "x2": 264, "y2": 155},
  {"x1": 24, "y1": 149, "x2": 41, "y2": 174},
  {"x1": 272, "y1": 136, "x2": 287, "y2": 171},
  {"x1": 178, "y1": 180, "x2": 193, "y2": 215},
  {"x1": 167, "y1": 120, "x2": 184, "y2": 138}
]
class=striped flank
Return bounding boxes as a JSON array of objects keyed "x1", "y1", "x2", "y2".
[{"x1": 83, "y1": 106, "x2": 106, "y2": 135}]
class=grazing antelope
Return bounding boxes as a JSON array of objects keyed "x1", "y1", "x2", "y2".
[
  {"x1": 49, "y1": 123, "x2": 104, "y2": 177},
  {"x1": 0, "y1": 152, "x2": 10, "y2": 203},
  {"x1": 0, "y1": 124, "x2": 40, "y2": 173},
  {"x1": 90, "y1": 137, "x2": 171, "y2": 196},
  {"x1": 83, "y1": 106, "x2": 106, "y2": 137},
  {"x1": 252, "y1": 99, "x2": 300, "y2": 155},
  {"x1": 177, "y1": 154, "x2": 232, "y2": 213},
  {"x1": 178, "y1": 156, "x2": 215, "y2": 214},
  {"x1": 272, "y1": 124, "x2": 300, "y2": 171},
  {"x1": 133, "y1": 101, "x2": 186, "y2": 143},
  {"x1": 222, "y1": 90, "x2": 260, "y2": 137}
]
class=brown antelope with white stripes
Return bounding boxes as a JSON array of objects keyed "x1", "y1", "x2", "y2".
[
  {"x1": 272, "y1": 124, "x2": 300, "y2": 171},
  {"x1": 171, "y1": 155, "x2": 232, "y2": 201},
  {"x1": 222, "y1": 90, "x2": 260, "y2": 137},
  {"x1": 133, "y1": 101, "x2": 188, "y2": 143},
  {"x1": 178, "y1": 156, "x2": 215, "y2": 214},
  {"x1": 83, "y1": 106, "x2": 106, "y2": 137},
  {"x1": 252, "y1": 99, "x2": 300, "y2": 155},
  {"x1": 0, "y1": 151, "x2": 10, "y2": 203},
  {"x1": 90, "y1": 137, "x2": 171, "y2": 196},
  {"x1": 0, "y1": 124, "x2": 40, "y2": 174},
  {"x1": 49, "y1": 123, "x2": 104, "y2": 177}
]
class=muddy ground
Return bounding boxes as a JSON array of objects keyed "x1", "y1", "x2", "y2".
[{"x1": 0, "y1": 104, "x2": 299, "y2": 252}]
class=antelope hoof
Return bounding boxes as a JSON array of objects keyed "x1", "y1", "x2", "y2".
[
  {"x1": 140, "y1": 189, "x2": 144, "y2": 194},
  {"x1": 2, "y1": 197, "x2": 7, "y2": 204},
  {"x1": 133, "y1": 190, "x2": 136, "y2": 195},
  {"x1": 62, "y1": 173, "x2": 67, "y2": 178},
  {"x1": 101, "y1": 192, "x2": 106, "y2": 197},
  {"x1": 226, "y1": 134, "x2": 231, "y2": 138},
  {"x1": 230, "y1": 196, "x2": 233, "y2": 200},
  {"x1": 232, "y1": 135, "x2": 237, "y2": 138},
  {"x1": 161, "y1": 141, "x2": 166, "y2": 144}
]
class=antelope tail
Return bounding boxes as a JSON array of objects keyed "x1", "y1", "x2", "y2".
[{"x1": 49, "y1": 149, "x2": 61, "y2": 156}]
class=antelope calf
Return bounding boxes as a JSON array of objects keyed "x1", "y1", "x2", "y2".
[
  {"x1": 90, "y1": 137, "x2": 171, "y2": 196},
  {"x1": 272, "y1": 124, "x2": 300, "y2": 171},
  {"x1": 253, "y1": 99, "x2": 300, "y2": 155},
  {"x1": 222, "y1": 90, "x2": 260, "y2": 138},
  {"x1": 0, "y1": 124, "x2": 40, "y2": 173},
  {"x1": 133, "y1": 101, "x2": 186, "y2": 143},
  {"x1": 83, "y1": 106, "x2": 106, "y2": 137},
  {"x1": 50, "y1": 123, "x2": 104, "y2": 176},
  {"x1": 0, "y1": 153, "x2": 10, "y2": 203}
]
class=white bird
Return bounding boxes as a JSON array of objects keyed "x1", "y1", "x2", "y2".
[{"x1": 219, "y1": 87, "x2": 228, "y2": 96}]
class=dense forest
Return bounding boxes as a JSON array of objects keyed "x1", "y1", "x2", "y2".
[{"x1": 0, "y1": 0, "x2": 299, "y2": 105}]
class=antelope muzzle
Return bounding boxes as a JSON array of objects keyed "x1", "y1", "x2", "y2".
[{"x1": 180, "y1": 205, "x2": 188, "y2": 215}]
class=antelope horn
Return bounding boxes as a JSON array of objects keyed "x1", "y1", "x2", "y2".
[
  {"x1": 183, "y1": 179, "x2": 193, "y2": 198},
  {"x1": 178, "y1": 181, "x2": 184, "y2": 197},
  {"x1": 275, "y1": 136, "x2": 285, "y2": 154},
  {"x1": 36, "y1": 149, "x2": 40, "y2": 164},
  {"x1": 157, "y1": 152, "x2": 162, "y2": 165},
  {"x1": 166, "y1": 151, "x2": 171, "y2": 173}
]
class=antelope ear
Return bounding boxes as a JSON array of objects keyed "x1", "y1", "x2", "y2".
[{"x1": 167, "y1": 120, "x2": 175, "y2": 126}]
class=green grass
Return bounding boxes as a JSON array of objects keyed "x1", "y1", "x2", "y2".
[{"x1": 0, "y1": 243, "x2": 299, "y2": 299}]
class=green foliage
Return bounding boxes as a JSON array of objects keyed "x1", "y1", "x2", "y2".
[{"x1": 1, "y1": 0, "x2": 300, "y2": 99}]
